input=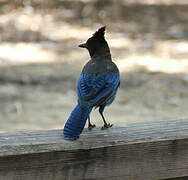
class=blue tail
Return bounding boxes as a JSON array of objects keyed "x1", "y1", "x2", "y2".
[{"x1": 63, "y1": 104, "x2": 92, "y2": 140}]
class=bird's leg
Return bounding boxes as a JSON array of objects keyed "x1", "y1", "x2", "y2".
[
  {"x1": 88, "y1": 116, "x2": 96, "y2": 130},
  {"x1": 99, "y1": 106, "x2": 113, "y2": 130}
]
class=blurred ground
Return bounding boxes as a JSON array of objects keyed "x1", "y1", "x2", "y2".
[{"x1": 1, "y1": 0, "x2": 188, "y2": 131}]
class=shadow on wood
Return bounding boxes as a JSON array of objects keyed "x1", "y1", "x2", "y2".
[{"x1": 1, "y1": 119, "x2": 188, "y2": 180}]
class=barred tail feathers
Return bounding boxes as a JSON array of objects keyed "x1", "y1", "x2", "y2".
[{"x1": 63, "y1": 104, "x2": 92, "y2": 140}]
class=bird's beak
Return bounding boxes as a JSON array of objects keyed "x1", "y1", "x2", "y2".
[{"x1": 78, "y1": 43, "x2": 87, "y2": 48}]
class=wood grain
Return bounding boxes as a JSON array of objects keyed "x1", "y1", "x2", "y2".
[{"x1": 1, "y1": 119, "x2": 188, "y2": 180}]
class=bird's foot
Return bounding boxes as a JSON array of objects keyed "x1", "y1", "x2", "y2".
[
  {"x1": 101, "y1": 123, "x2": 113, "y2": 130},
  {"x1": 88, "y1": 124, "x2": 96, "y2": 130}
]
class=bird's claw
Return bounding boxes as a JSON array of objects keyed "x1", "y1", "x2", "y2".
[
  {"x1": 101, "y1": 123, "x2": 113, "y2": 130},
  {"x1": 88, "y1": 124, "x2": 96, "y2": 130}
]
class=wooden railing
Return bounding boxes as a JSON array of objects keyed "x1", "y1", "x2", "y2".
[{"x1": 1, "y1": 119, "x2": 188, "y2": 180}]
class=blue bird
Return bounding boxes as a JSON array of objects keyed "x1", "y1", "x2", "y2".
[{"x1": 63, "y1": 26, "x2": 120, "y2": 140}]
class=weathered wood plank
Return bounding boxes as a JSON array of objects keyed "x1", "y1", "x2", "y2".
[
  {"x1": 1, "y1": 119, "x2": 188, "y2": 180},
  {"x1": 164, "y1": 177, "x2": 188, "y2": 180}
]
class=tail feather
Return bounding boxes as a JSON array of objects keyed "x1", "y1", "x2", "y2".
[{"x1": 63, "y1": 104, "x2": 92, "y2": 140}]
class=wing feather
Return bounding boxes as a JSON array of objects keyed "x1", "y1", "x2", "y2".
[{"x1": 77, "y1": 73, "x2": 120, "y2": 107}]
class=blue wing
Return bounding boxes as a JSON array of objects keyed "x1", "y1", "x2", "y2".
[{"x1": 77, "y1": 72, "x2": 120, "y2": 107}]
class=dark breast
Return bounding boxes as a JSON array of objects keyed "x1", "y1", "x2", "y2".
[{"x1": 81, "y1": 59, "x2": 119, "y2": 75}]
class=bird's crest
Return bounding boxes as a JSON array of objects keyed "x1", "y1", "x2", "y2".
[{"x1": 92, "y1": 26, "x2": 106, "y2": 39}]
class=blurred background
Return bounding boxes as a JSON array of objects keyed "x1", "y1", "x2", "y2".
[{"x1": 1, "y1": 0, "x2": 188, "y2": 131}]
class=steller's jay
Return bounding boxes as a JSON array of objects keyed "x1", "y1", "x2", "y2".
[{"x1": 63, "y1": 26, "x2": 120, "y2": 140}]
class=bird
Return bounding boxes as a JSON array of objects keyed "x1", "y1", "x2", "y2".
[{"x1": 63, "y1": 26, "x2": 120, "y2": 140}]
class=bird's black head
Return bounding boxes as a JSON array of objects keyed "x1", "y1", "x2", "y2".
[{"x1": 78, "y1": 26, "x2": 110, "y2": 57}]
